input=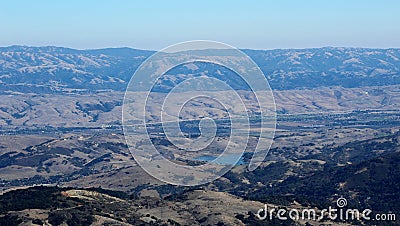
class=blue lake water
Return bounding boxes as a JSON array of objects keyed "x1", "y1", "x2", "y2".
[{"x1": 194, "y1": 153, "x2": 245, "y2": 165}]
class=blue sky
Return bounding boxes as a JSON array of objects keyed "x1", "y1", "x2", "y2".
[{"x1": 1, "y1": 0, "x2": 399, "y2": 50}]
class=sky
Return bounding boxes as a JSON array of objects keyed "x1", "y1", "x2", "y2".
[{"x1": 1, "y1": 0, "x2": 399, "y2": 50}]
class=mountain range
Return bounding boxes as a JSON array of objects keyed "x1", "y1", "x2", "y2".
[{"x1": 1, "y1": 46, "x2": 400, "y2": 93}]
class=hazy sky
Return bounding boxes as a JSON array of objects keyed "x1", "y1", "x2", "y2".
[{"x1": 1, "y1": 0, "x2": 399, "y2": 50}]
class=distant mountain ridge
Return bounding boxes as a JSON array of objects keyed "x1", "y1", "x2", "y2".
[{"x1": 1, "y1": 45, "x2": 400, "y2": 93}]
